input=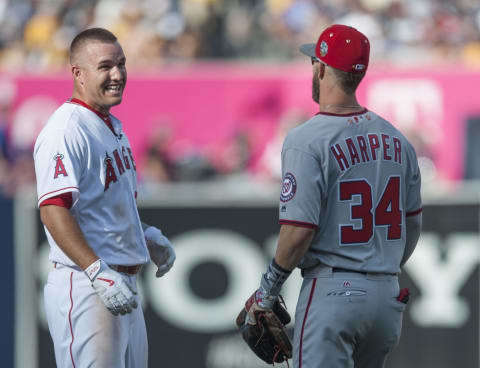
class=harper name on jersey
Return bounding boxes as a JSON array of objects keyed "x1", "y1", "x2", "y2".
[{"x1": 330, "y1": 132, "x2": 402, "y2": 171}]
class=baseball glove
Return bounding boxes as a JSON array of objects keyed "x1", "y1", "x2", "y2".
[{"x1": 236, "y1": 291, "x2": 292, "y2": 365}]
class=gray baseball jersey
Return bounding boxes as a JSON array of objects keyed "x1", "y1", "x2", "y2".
[{"x1": 278, "y1": 109, "x2": 422, "y2": 274}]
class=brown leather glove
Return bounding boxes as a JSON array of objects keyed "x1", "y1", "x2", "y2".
[{"x1": 236, "y1": 291, "x2": 292, "y2": 365}]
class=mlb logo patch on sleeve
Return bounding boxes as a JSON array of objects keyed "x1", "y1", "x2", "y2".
[{"x1": 280, "y1": 172, "x2": 297, "y2": 202}]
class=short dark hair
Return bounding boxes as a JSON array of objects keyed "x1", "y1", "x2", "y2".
[
  {"x1": 331, "y1": 68, "x2": 366, "y2": 95},
  {"x1": 69, "y1": 28, "x2": 117, "y2": 64}
]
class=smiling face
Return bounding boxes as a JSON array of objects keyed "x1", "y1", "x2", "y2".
[{"x1": 71, "y1": 41, "x2": 127, "y2": 113}]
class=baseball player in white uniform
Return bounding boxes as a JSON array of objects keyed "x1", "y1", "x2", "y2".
[
  {"x1": 245, "y1": 25, "x2": 422, "y2": 368},
  {"x1": 34, "y1": 28, "x2": 175, "y2": 368}
]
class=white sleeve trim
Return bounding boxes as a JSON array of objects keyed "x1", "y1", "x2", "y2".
[{"x1": 37, "y1": 186, "x2": 80, "y2": 208}]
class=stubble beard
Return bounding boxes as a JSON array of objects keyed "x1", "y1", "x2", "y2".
[
  {"x1": 100, "y1": 83, "x2": 125, "y2": 108},
  {"x1": 312, "y1": 69, "x2": 320, "y2": 104}
]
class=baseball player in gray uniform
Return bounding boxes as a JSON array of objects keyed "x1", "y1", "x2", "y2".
[{"x1": 247, "y1": 25, "x2": 422, "y2": 368}]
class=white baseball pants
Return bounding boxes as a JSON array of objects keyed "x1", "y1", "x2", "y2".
[{"x1": 44, "y1": 264, "x2": 147, "y2": 368}]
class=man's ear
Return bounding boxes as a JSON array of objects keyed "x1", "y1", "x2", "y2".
[{"x1": 72, "y1": 66, "x2": 83, "y2": 85}]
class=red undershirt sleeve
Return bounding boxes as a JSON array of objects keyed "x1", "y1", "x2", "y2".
[{"x1": 39, "y1": 192, "x2": 73, "y2": 209}]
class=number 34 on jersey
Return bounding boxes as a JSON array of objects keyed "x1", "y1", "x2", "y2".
[{"x1": 339, "y1": 176, "x2": 402, "y2": 245}]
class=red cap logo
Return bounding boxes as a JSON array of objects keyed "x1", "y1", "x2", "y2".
[{"x1": 319, "y1": 41, "x2": 328, "y2": 57}]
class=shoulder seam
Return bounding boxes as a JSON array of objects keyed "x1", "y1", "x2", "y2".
[
  {"x1": 49, "y1": 104, "x2": 79, "y2": 132},
  {"x1": 283, "y1": 147, "x2": 321, "y2": 164}
]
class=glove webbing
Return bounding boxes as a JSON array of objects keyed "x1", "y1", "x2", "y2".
[
  {"x1": 272, "y1": 345, "x2": 290, "y2": 368},
  {"x1": 255, "y1": 312, "x2": 291, "y2": 367}
]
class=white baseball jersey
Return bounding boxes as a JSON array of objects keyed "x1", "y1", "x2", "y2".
[
  {"x1": 34, "y1": 100, "x2": 149, "y2": 267},
  {"x1": 279, "y1": 109, "x2": 422, "y2": 274}
]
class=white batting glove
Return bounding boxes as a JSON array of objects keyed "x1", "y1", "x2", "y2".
[
  {"x1": 144, "y1": 226, "x2": 176, "y2": 278},
  {"x1": 85, "y1": 259, "x2": 138, "y2": 316}
]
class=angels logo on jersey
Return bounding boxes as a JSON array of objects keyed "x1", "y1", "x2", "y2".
[
  {"x1": 103, "y1": 146, "x2": 137, "y2": 191},
  {"x1": 280, "y1": 172, "x2": 297, "y2": 202},
  {"x1": 104, "y1": 153, "x2": 118, "y2": 191},
  {"x1": 53, "y1": 153, "x2": 68, "y2": 179}
]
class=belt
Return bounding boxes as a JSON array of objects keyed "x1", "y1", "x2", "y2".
[
  {"x1": 301, "y1": 264, "x2": 397, "y2": 278},
  {"x1": 332, "y1": 267, "x2": 396, "y2": 276},
  {"x1": 300, "y1": 267, "x2": 367, "y2": 277},
  {"x1": 332, "y1": 267, "x2": 367, "y2": 275},
  {"x1": 109, "y1": 264, "x2": 142, "y2": 275},
  {"x1": 54, "y1": 262, "x2": 142, "y2": 275}
]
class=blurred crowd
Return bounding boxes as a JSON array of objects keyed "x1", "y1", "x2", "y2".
[
  {"x1": 0, "y1": 0, "x2": 480, "y2": 71},
  {"x1": 0, "y1": 70, "x2": 308, "y2": 196},
  {"x1": 0, "y1": 77, "x2": 35, "y2": 197},
  {"x1": 139, "y1": 108, "x2": 306, "y2": 188},
  {"x1": 1, "y1": 0, "x2": 479, "y2": 196}
]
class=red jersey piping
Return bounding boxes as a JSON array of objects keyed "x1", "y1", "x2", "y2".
[
  {"x1": 299, "y1": 278, "x2": 317, "y2": 368},
  {"x1": 279, "y1": 220, "x2": 318, "y2": 229},
  {"x1": 316, "y1": 108, "x2": 368, "y2": 117},
  {"x1": 68, "y1": 272, "x2": 76, "y2": 368},
  {"x1": 406, "y1": 208, "x2": 423, "y2": 217},
  {"x1": 38, "y1": 186, "x2": 79, "y2": 203},
  {"x1": 39, "y1": 192, "x2": 73, "y2": 209},
  {"x1": 68, "y1": 98, "x2": 116, "y2": 136},
  {"x1": 69, "y1": 98, "x2": 109, "y2": 118}
]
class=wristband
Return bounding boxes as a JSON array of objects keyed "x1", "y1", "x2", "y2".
[
  {"x1": 257, "y1": 259, "x2": 291, "y2": 308},
  {"x1": 85, "y1": 259, "x2": 102, "y2": 282}
]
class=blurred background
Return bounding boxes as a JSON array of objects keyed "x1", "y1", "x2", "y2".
[{"x1": 0, "y1": 0, "x2": 479, "y2": 367}]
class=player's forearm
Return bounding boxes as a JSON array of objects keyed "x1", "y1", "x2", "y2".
[
  {"x1": 40, "y1": 205, "x2": 99, "y2": 270},
  {"x1": 401, "y1": 213, "x2": 422, "y2": 266},
  {"x1": 274, "y1": 224, "x2": 316, "y2": 271},
  {"x1": 255, "y1": 224, "x2": 315, "y2": 308}
]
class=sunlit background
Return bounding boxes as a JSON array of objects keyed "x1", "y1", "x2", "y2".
[{"x1": 1, "y1": 0, "x2": 479, "y2": 367}]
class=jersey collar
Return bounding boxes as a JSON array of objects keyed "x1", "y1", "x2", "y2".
[
  {"x1": 316, "y1": 108, "x2": 368, "y2": 117},
  {"x1": 69, "y1": 98, "x2": 109, "y2": 119},
  {"x1": 68, "y1": 98, "x2": 117, "y2": 137}
]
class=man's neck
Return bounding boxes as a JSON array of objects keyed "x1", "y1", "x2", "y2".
[
  {"x1": 318, "y1": 89, "x2": 362, "y2": 114},
  {"x1": 71, "y1": 92, "x2": 109, "y2": 115}
]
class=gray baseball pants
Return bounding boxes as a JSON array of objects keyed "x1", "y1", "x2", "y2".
[{"x1": 293, "y1": 264, "x2": 406, "y2": 368}]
